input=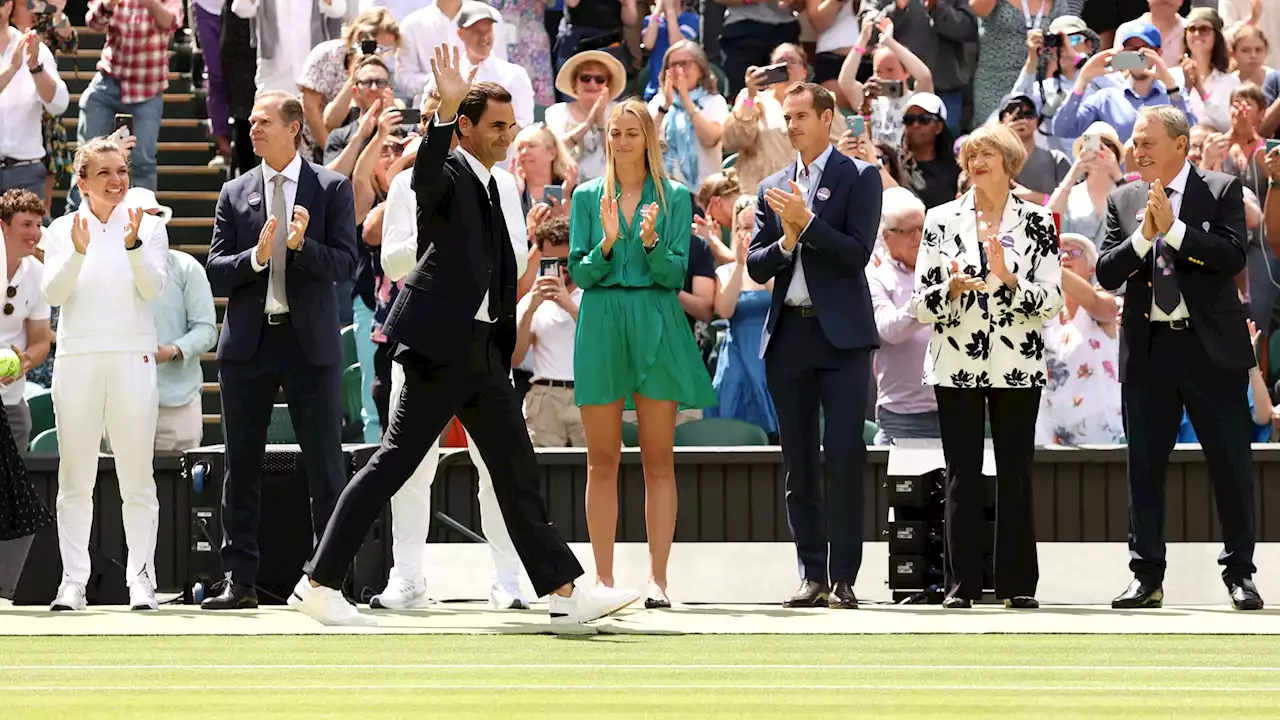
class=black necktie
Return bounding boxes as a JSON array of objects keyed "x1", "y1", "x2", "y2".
[
  {"x1": 486, "y1": 177, "x2": 510, "y2": 320},
  {"x1": 1153, "y1": 186, "x2": 1179, "y2": 314}
]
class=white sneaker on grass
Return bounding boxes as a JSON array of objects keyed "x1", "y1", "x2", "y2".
[
  {"x1": 370, "y1": 575, "x2": 435, "y2": 609},
  {"x1": 489, "y1": 583, "x2": 530, "y2": 610},
  {"x1": 129, "y1": 571, "x2": 158, "y2": 611},
  {"x1": 288, "y1": 577, "x2": 376, "y2": 627},
  {"x1": 50, "y1": 580, "x2": 87, "y2": 611},
  {"x1": 549, "y1": 584, "x2": 640, "y2": 627}
]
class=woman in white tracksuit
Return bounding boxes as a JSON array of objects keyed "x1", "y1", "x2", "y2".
[
  {"x1": 42, "y1": 138, "x2": 168, "y2": 611},
  {"x1": 372, "y1": 134, "x2": 529, "y2": 611}
]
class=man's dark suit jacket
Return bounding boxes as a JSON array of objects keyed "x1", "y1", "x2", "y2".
[
  {"x1": 746, "y1": 148, "x2": 882, "y2": 356},
  {"x1": 381, "y1": 118, "x2": 518, "y2": 372},
  {"x1": 1096, "y1": 164, "x2": 1255, "y2": 382},
  {"x1": 206, "y1": 157, "x2": 359, "y2": 367}
]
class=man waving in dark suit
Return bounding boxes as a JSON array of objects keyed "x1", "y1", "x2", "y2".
[
  {"x1": 747, "y1": 82, "x2": 882, "y2": 610},
  {"x1": 1097, "y1": 105, "x2": 1263, "y2": 611},
  {"x1": 203, "y1": 91, "x2": 359, "y2": 610},
  {"x1": 289, "y1": 45, "x2": 640, "y2": 628}
]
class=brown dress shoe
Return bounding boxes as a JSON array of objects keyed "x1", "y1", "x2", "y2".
[
  {"x1": 783, "y1": 579, "x2": 829, "y2": 608},
  {"x1": 829, "y1": 582, "x2": 858, "y2": 609}
]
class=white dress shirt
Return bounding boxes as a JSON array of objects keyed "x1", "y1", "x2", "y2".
[
  {"x1": 421, "y1": 55, "x2": 534, "y2": 130},
  {"x1": 0, "y1": 30, "x2": 70, "y2": 162},
  {"x1": 250, "y1": 153, "x2": 304, "y2": 314},
  {"x1": 778, "y1": 144, "x2": 836, "y2": 308},
  {"x1": 396, "y1": 3, "x2": 507, "y2": 99},
  {"x1": 1126, "y1": 161, "x2": 1192, "y2": 322},
  {"x1": 232, "y1": 0, "x2": 347, "y2": 93},
  {"x1": 0, "y1": 257, "x2": 51, "y2": 406},
  {"x1": 380, "y1": 128, "x2": 528, "y2": 323}
]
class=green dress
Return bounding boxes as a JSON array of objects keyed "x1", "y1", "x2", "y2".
[{"x1": 568, "y1": 176, "x2": 718, "y2": 410}]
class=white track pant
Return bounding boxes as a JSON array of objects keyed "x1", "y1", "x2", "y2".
[
  {"x1": 387, "y1": 362, "x2": 521, "y2": 589},
  {"x1": 52, "y1": 352, "x2": 159, "y2": 586}
]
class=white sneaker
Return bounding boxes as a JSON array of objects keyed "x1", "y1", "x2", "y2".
[
  {"x1": 489, "y1": 583, "x2": 529, "y2": 610},
  {"x1": 549, "y1": 584, "x2": 641, "y2": 626},
  {"x1": 370, "y1": 575, "x2": 435, "y2": 609},
  {"x1": 129, "y1": 571, "x2": 158, "y2": 611},
  {"x1": 50, "y1": 580, "x2": 87, "y2": 611},
  {"x1": 287, "y1": 577, "x2": 376, "y2": 627}
]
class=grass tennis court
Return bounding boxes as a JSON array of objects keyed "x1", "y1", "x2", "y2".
[{"x1": 2, "y1": 634, "x2": 1278, "y2": 718}]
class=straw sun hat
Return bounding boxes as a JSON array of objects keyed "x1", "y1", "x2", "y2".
[{"x1": 554, "y1": 50, "x2": 627, "y2": 102}]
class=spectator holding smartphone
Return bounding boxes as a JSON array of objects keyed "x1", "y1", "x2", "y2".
[
  {"x1": 512, "y1": 124, "x2": 578, "y2": 215},
  {"x1": 568, "y1": 99, "x2": 717, "y2": 608},
  {"x1": 836, "y1": 14, "x2": 932, "y2": 149}
]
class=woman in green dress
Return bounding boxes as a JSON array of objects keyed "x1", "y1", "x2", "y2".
[{"x1": 569, "y1": 99, "x2": 718, "y2": 609}]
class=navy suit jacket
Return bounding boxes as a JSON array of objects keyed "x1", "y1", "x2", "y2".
[
  {"x1": 746, "y1": 147, "x2": 881, "y2": 356},
  {"x1": 206, "y1": 158, "x2": 359, "y2": 367}
]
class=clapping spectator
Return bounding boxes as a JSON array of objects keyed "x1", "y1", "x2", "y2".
[
  {"x1": 1222, "y1": 0, "x2": 1280, "y2": 68},
  {"x1": 693, "y1": 170, "x2": 740, "y2": 264},
  {"x1": 899, "y1": 92, "x2": 959, "y2": 209},
  {"x1": 838, "y1": 14, "x2": 932, "y2": 149},
  {"x1": 642, "y1": 0, "x2": 700, "y2": 102},
  {"x1": 1035, "y1": 233, "x2": 1124, "y2": 446},
  {"x1": 515, "y1": 216, "x2": 585, "y2": 447},
  {"x1": 705, "y1": 194, "x2": 776, "y2": 438},
  {"x1": 1046, "y1": 122, "x2": 1125, "y2": 246},
  {"x1": 231, "y1": 0, "x2": 344, "y2": 95},
  {"x1": 1217, "y1": 84, "x2": 1277, "y2": 328},
  {"x1": 1181, "y1": 8, "x2": 1240, "y2": 132},
  {"x1": 9, "y1": 0, "x2": 76, "y2": 208},
  {"x1": 545, "y1": 50, "x2": 627, "y2": 183},
  {"x1": 648, "y1": 40, "x2": 729, "y2": 192},
  {"x1": 715, "y1": 0, "x2": 802, "y2": 99},
  {"x1": 513, "y1": 124, "x2": 578, "y2": 215},
  {"x1": 78, "y1": 0, "x2": 183, "y2": 196},
  {"x1": 0, "y1": 5, "x2": 68, "y2": 201},
  {"x1": 724, "y1": 43, "x2": 847, "y2": 195},
  {"x1": 996, "y1": 93, "x2": 1070, "y2": 197},
  {"x1": 298, "y1": 8, "x2": 401, "y2": 151}
]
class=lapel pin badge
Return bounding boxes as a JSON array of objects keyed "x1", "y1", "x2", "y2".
[
  {"x1": 1202, "y1": 221, "x2": 1210, "y2": 231},
  {"x1": 248, "y1": 192, "x2": 262, "y2": 207},
  {"x1": 1000, "y1": 234, "x2": 1015, "y2": 248},
  {"x1": 815, "y1": 187, "x2": 831, "y2": 202}
]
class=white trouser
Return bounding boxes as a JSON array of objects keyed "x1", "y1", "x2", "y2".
[
  {"x1": 387, "y1": 362, "x2": 521, "y2": 589},
  {"x1": 52, "y1": 352, "x2": 160, "y2": 586}
]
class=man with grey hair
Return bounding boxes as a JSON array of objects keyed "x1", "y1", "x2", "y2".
[
  {"x1": 866, "y1": 187, "x2": 937, "y2": 443},
  {"x1": 1097, "y1": 104, "x2": 1263, "y2": 611}
]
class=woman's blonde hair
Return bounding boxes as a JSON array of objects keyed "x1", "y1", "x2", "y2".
[
  {"x1": 697, "y1": 169, "x2": 740, "y2": 208},
  {"x1": 604, "y1": 99, "x2": 669, "y2": 211},
  {"x1": 957, "y1": 123, "x2": 1028, "y2": 180},
  {"x1": 342, "y1": 8, "x2": 401, "y2": 48},
  {"x1": 658, "y1": 39, "x2": 718, "y2": 94},
  {"x1": 515, "y1": 124, "x2": 577, "y2": 184}
]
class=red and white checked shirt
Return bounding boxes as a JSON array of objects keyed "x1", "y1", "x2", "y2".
[{"x1": 86, "y1": 0, "x2": 183, "y2": 104}]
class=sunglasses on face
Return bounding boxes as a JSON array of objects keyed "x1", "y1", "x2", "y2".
[
  {"x1": 1068, "y1": 33, "x2": 1087, "y2": 45},
  {"x1": 902, "y1": 114, "x2": 937, "y2": 126},
  {"x1": 3, "y1": 285, "x2": 15, "y2": 316},
  {"x1": 1186, "y1": 25, "x2": 1215, "y2": 36},
  {"x1": 578, "y1": 73, "x2": 609, "y2": 86},
  {"x1": 356, "y1": 78, "x2": 391, "y2": 89},
  {"x1": 1002, "y1": 108, "x2": 1037, "y2": 121}
]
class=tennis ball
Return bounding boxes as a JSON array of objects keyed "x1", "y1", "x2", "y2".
[{"x1": 0, "y1": 350, "x2": 18, "y2": 379}]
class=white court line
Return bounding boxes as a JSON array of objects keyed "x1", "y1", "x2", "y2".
[
  {"x1": 3, "y1": 664, "x2": 1280, "y2": 672},
  {"x1": 1, "y1": 684, "x2": 1278, "y2": 693}
]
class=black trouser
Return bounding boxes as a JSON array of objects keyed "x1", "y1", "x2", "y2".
[
  {"x1": 218, "y1": 322, "x2": 347, "y2": 585},
  {"x1": 936, "y1": 385, "x2": 1040, "y2": 601},
  {"x1": 764, "y1": 310, "x2": 870, "y2": 585},
  {"x1": 1124, "y1": 324, "x2": 1256, "y2": 586},
  {"x1": 228, "y1": 115, "x2": 256, "y2": 177},
  {"x1": 719, "y1": 20, "x2": 800, "y2": 99},
  {"x1": 304, "y1": 323, "x2": 583, "y2": 596},
  {"x1": 370, "y1": 342, "x2": 394, "y2": 436}
]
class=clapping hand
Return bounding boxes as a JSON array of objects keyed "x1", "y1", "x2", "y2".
[
  {"x1": 985, "y1": 236, "x2": 1015, "y2": 287},
  {"x1": 70, "y1": 214, "x2": 90, "y2": 254},
  {"x1": 22, "y1": 30, "x2": 39, "y2": 69},
  {"x1": 123, "y1": 207, "x2": 144, "y2": 248},
  {"x1": 286, "y1": 206, "x2": 309, "y2": 250},
  {"x1": 639, "y1": 203, "x2": 660, "y2": 249},
  {"x1": 358, "y1": 99, "x2": 384, "y2": 139},
  {"x1": 1147, "y1": 179, "x2": 1174, "y2": 236},
  {"x1": 600, "y1": 194, "x2": 620, "y2": 252},
  {"x1": 256, "y1": 216, "x2": 276, "y2": 264},
  {"x1": 692, "y1": 214, "x2": 719, "y2": 244},
  {"x1": 947, "y1": 260, "x2": 985, "y2": 300},
  {"x1": 430, "y1": 43, "x2": 478, "y2": 122},
  {"x1": 764, "y1": 180, "x2": 811, "y2": 249}
]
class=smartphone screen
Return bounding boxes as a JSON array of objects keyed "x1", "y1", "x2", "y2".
[
  {"x1": 1084, "y1": 135, "x2": 1101, "y2": 154},
  {"x1": 539, "y1": 258, "x2": 562, "y2": 277},
  {"x1": 115, "y1": 113, "x2": 133, "y2": 135},
  {"x1": 399, "y1": 108, "x2": 421, "y2": 126},
  {"x1": 1267, "y1": 138, "x2": 1280, "y2": 153},
  {"x1": 756, "y1": 63, "x2": 789, "y2": 87}
]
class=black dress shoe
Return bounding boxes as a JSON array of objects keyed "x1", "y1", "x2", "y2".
[
  {"x1": 942, "y1": 595, "x2": 972, "y2": 609},
  {"x1": 782, "y1": 580, "x2": 829, "y2": 608},
  {"x1": 829, "y1": 582, "x2": 858, "y2": 609},
  {"x1": 1004, "y1": 596, "x2": 1039, "y2": 609},
  {"x1": 201, "y1": 581, "x2": 258, "y2": 610},
  {"x1": 1111, "y1": 579, "x2": 1163, "y2": 609},
  {"x1": 1227, "y1": 578, "x2": 1264, "y2": 611}
]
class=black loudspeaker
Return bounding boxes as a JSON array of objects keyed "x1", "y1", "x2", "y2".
[
  {"x1": 888, "y1": 520, "x2": 943, "y2": 556},
  {"x1": 182, "y1": 445, "x2": 380, "y2": 605},
  {"x1": 887, "y1": 554, "x2": 943, "y2": 590}
]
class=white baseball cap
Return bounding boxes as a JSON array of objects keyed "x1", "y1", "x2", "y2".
[
  {"x1": 904, "y1": 91, "x2": 947, "y2": 122},
  {"x1": 125, "y1": 187, "x2": 172, "y2": 225}
]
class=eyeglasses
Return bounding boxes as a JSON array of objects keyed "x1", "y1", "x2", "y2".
[
  {"x1": 1062, "y1": 247, "x2": 1085, "y2": 259},
  {"x1": 3, "y1": 285, "x2": 15, "y2": 316},
  {"x1": 578, "y1": 73, "x2": 609, "y2": 86},
  {"x1": 885, "y1": 226, "x2": 923, "y2": 236},
  {"x1": 1186, "y1": 25, "x2": 1215, "y2": 36},
  {"x1": 669, "y1": 59, "x2": 696, "y2": 70},
  {"x1": 1067, "y1": 33, "x2": 1088, "y2": 45},
  {"x1": 902, "y1": 114, "x2": 937, "y2": 126},
  {"x1": 356, "y1": 78, "x2": 392, "y2": 89}
]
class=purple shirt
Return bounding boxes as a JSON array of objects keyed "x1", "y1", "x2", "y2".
[{"x1": 866, "y1": 256, "x2": 937, "y2": 415}]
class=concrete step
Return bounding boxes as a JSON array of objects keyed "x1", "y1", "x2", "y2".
[
  {"x1": 63, "y1": 92, "x2": 200, "y2": 120},
  {"x1": 59, "y1": 70, "x2": 188, "y2": 95},
  {"x1": 60, "y1": 116, "x2": 210, "y2": 143}
]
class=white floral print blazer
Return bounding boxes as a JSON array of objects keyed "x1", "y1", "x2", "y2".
[{"x1": 910, "y1": 190, "x2": 1063, "y2": 389}]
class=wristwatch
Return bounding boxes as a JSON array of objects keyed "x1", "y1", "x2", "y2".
[
  {"x1": 28, "y1": 63, "x2": 43, "y2": 75},
  {"x1": 658, "y1": 105, "x2": 670, "y2": 114},
  {"x1": 1166, "y1": 86, "x2": 1182, "y2": 97}
]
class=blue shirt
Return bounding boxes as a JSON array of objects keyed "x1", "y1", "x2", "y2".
[
  {"x1": 152, "y1": 250, "x2": 217, "y2": 408},
  {"x1": 642, "y1": 12, "x2": 700, "y2": 102},
  {"x1": 1052, "y1": 82, "x2": 1194, "y2": 143},
  {"x1": 1178, "y1": 386, "x2": 1272, "y2": 444}
]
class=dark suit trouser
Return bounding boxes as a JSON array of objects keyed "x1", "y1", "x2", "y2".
[
  {"x1": 1124, "y1": 324, "x2": 1256, "y2": 585},
  {"x1": 935, "y1": 386, "x2": 1040, "y2": 600},
  {"x1": 218, "y1": 322, "x2": 347, "y2": 585},
  {"x1": 764, "y1": 310, "x2": 869, "y2": 585},
  {"x1": 304, "y1": 323, "x2": 584, "y2": 596}
]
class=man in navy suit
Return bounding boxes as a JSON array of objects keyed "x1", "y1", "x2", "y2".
[
  {"x1": 747, "y1": 82, "x2": 881, "y2": 610},
  {"x1": 202, "y1": 90, "x2": 359, "y2": 610}
]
